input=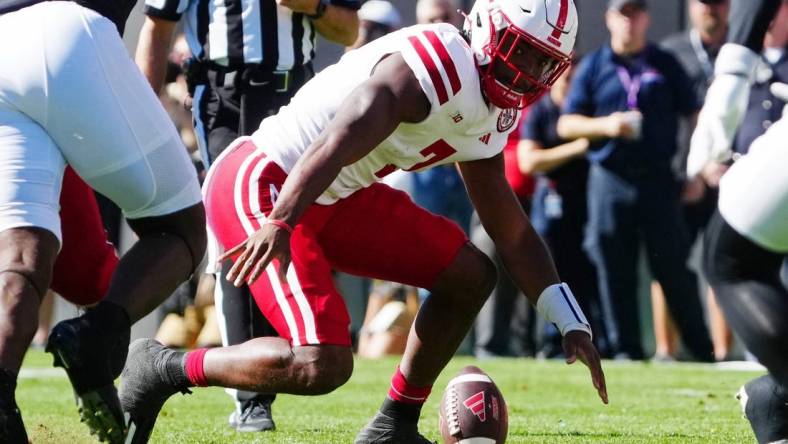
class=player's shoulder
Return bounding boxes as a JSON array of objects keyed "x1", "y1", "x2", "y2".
[{"x1": 396, "y1": 23, "x2": 480, "y2": 110}]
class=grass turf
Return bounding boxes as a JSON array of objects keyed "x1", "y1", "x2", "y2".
[{"x1": 18, "y1": 349, "x2": 761, "y2": 443}]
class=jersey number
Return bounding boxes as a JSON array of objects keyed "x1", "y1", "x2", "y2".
[{"x1": 374, "y1": 139, "x2": 458, "y2": 178}]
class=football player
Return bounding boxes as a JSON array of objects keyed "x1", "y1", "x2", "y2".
[
  {"x1": 688, "y1": 0, "x2": 788, "y2": 442},
  {"x1": 119, "y1": 0, "x2": 608, "y2": 443},
  {"x1": 0, "y1": 0, "x2": 206, "y2": 441}
]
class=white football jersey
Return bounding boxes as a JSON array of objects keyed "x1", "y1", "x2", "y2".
[
  {"x1": 719, "y1": 115, "x2": 788, "y2": 252},
  {"x1": 251, "y1": 23, "x2": 521, "y2": 204}
]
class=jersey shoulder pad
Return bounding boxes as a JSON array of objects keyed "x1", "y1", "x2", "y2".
[{"x1": 399, "y1": 24, "x2": 477, "y2": 111}]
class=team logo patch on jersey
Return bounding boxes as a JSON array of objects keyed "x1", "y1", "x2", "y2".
[
  {"x1": 463, "y1": 391, "x2": 487, "y2": 422},
  {"x1": 497, "y1": 108, "x2": 517, "y2": 132}
]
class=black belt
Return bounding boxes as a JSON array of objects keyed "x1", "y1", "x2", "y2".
[{"x1": 207, "y1": 63, "x2": 310, "y2": 93}]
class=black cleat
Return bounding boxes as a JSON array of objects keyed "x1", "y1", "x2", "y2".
[
  {"x1": 119, "y1": 339, "x2": 191, "y2": 444},
  {"x1": 738, "y1": 375, "x2": 788, "y2": 444},
  {"x1": 46, "y1": 314, "x2": 130, "y2": 443},
  {"x1": 229, "y1": 398, "x2": 276, "y2": 432},
  {"x1": 355, "y1": 410, "x2": 434, "y2": 444},
  {"x1": 0, "y1": 398, "x2": 28, "y2": 444}
]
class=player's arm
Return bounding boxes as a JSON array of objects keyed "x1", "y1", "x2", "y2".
[
  {"x1": 459, "y1": 154, "x2": 559, "y2": 301},
  {"x1": 135, "y1": 16, "x2": 178, "y2": 95},
  {"x1": 459, "y1": 155, "x2": 608, "y2": 404},
  {"x1": 221, "y1": 52, "x2": 429, "y2": 285},
  {"x1": 277, "y1": 0, "x2": 359, "y2": 46}
]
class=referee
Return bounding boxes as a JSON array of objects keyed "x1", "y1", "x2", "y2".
[{"x1": 135, "y1": 0, "x2": 358, "y2": 433}]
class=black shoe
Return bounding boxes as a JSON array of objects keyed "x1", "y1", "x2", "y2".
[
  {"x1": 354, "y1": 410, "x2": 434, "y2": 444},
  {"x1": 229, "y1": 398, "x2": 276, "y2": 432},
  {"x1": 0, "y1": 398, "x2": 28, "y2": 444},
  {"x1": 46, "y1": 312, "x2": 130, "y2": 443},
  {"x1": 120, "y1": 339, "x2": 191, "y2": 444},
  {"x1": 738, "y1": 375, "x2": 788, "y2": 444}
]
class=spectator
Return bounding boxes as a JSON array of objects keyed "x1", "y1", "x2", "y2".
[
  {"x1": 519, "y1": 63, "x2": 609, "y2": 358},
  {"x1": 657, "y1": 0, "x2": 731, "y2": 361},
  {"x1": 135, "y1": 0, "x2": 359, "y2": 432},
  {"x1": 416, "y1": 0, "x2": 460, "y2": 25},
  {"x1": 558, "y1": 0, "x2": 714, "y2": 361}
]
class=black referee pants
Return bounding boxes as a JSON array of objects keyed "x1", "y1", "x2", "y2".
[{"x1": 192, "y1": 63, "x2": 312, "y2": 408}]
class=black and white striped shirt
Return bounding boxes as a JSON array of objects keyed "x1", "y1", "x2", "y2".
[{"x1": 144, "y1": 0, "x2": 360, "y2": 70}]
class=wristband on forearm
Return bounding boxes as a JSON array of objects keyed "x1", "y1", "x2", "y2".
[
  {"x1": 536, "y1": 283, "x2": 592, "y2": 339},
  {"x1": 265, "y1": 219, "x2": 294, "y2": 234}
]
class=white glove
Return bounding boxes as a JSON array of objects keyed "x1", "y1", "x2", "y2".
[
  {"x1": 771, "y1": 82, "x2": 788, "y2": 118},
  {"x1": 687, "y1": 44, "x2": 760, "y2": 177}
]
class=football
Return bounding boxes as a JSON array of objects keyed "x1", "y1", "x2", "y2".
[{"x1": 438, "y1": 365, "x2": 508, "y2": 444}]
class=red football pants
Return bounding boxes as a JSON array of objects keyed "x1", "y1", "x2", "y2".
[
  {"x1": 52, "y1": 167, "x2": 118, "y2": 306},
  {"x1": 204, "y1": 139, "x2": 468, "y2": 347}
]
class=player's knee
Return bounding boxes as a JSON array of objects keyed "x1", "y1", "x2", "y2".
[
  {"x1": 128, "y1": 203, "x2": 207, "y2": 272},
  {"x1": 294, "y1": 346, "x2": 353, "y2": 395},
  {"x1": 0, "y1": 270, "x2": 43, "y2": 338},
  {"x1": 434, "y1": 244, "x2": 497, "y2": 307},
  {"x1": 458, "y1": 245, "x2": 497, "y2": 301}
]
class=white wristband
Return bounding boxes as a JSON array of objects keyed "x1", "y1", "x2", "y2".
[{"x1": 536, "y1": 283, "x2": 592, "y2": 339}]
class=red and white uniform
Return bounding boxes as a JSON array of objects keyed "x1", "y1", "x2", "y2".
[
  {"x1": 53, "y1": 167, "x2": 118, "y2": 306},
  {"x1": 205, "y1": 24, "x2": 520, "y2": 347}
]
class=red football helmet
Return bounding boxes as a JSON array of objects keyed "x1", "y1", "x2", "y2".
[{"x1": 464, "y1": 0, "x2": 578, "y2": 109}]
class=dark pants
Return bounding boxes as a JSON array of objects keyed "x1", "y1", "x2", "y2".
[
  {"x1": 705, "y1": 211, "x2": 788, "y2": 386},
  {"x1": 531, "y1": 179, "x2": 609, "y2": 357},
  {"x1": 471, "y1": 199, "x2": 535, "y2": 358},
  {"x1": 192, "y1": 63, "x2": 313, "y2": 407},
  {"x1": 585, "y1": 165, "x2": 713, "y2": 361}
]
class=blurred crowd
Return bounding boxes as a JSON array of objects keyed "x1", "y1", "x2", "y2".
[{"x1": 38, "y1": 0, "x2": 788, "y2": 366}]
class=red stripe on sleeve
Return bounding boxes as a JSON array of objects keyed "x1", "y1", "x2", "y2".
[
  {"x1": 408, "y1": 35, "x2": 449, "y2": 105},
  {"x1": 423, "y1": 30, "x2": 461, "y2": 95}
]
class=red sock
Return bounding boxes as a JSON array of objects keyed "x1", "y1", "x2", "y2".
[
  {"x1": 184, "y1": 348, "x2": 209, "y2": 387},
  {"x1": 388, "y1": 366, "x2": 431, "y2": 404}
]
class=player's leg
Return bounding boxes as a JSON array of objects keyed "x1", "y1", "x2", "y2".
[
  {"x1": 50, "y1": 166, "x2": 119, "y2": 306},
  {"x1": 705, "y1": 213, "x2": 788, "y2": 384},
  {"x1": 0, "y1": 104, "x2": 66, "y2": 442},
  {"x1": 118, "y1": 142, "x2": 352, "y2": 443},
  {"x1": 705, "y1": 212, "x2": 788, "y2": 443},
  {"x1": 1, "y1": 5, "x2": 206, "y2": 441},
  {"x1": 302, "y1": 183, "x2": 491, "y2": 442}
]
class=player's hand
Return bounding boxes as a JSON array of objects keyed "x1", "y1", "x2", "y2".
[
  {"x1": 219, "y1": 222, "x2": 292, "y2": 287},
  {"x1": 276, "y1": 0, "x2": 319, "y2": 14},
  {"x1": 562, "y1": 330, "x2": 608, "y2": 405}
]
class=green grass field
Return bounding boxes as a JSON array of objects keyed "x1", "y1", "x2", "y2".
[{"x1": 17, "y1": 349, "x2": 762, "y2": 443}]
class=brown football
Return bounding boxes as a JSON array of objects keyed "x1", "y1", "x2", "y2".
[{"x1": 438, "y1": 365, "x2": 508, "y2": 443}]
